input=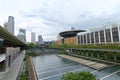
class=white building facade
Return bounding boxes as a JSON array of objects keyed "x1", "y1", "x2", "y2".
[
  {"x1": 78, "y1": 23, "x2": 120, "y2": 45},
  {"x1": 31, "y1": 32, "x2": 35, "y2": 43}
]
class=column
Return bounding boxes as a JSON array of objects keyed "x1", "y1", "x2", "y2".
[
  {"x1": 79, "y1": 35, "x2": 81, "y2": 45},
  {"x1": 117, "y1": 25, "x2": 120, "y2": 43},
  {"x1": 98, "y1": 31, "x2": 101, "y2": 44},
  {"x1": 82, "y1": 51, "x2": 84, "y2": 56},
  {"x1": 93, "y1": 32, "x2": 96, "y2": 44},
  {"x1": 104, "y1": 53, "x2": 107, "y2": 59},
  {"x1": 78, "y1": 50, "x2": 79, "y2": 55},
  {"x1": 86, "y1": 34, "x2": 88, "y2": 44},
  {"x1": 86, "y1": 52, "x2": 88, "y2": 56},
  {"x1": 89, "y1": 33, "x2": 91, "y2": 44},
  {"x1": 91, "y1": 53, "x2": 93, "y2": 57},
  {"x1": 104, "y1": 29, "x2": 106, "y2": 44},
  {"x1": 80, "y1": 50, "x2": 82, "y2": 55},
  {"x1": 97, "y1": 53, "x2": 100, "y2": 58},
  {"x1": 76, "y1": 36, "x2": 78, "y2": 45},
  {"x1": 71, "y1": 49, "x2": 73, "y2": 54},
  {"x1": 82, "y1": 35, "x2": 84, "y2": 44},
  {"x1": 110, "y1": 26, "x2": 113, "y2": 43},
  {"x1": 114, "y1": 53, "x2": 117, "y2": 61}
]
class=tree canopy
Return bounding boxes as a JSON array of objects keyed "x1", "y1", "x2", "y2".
[{"x1": 28, "y1": 43, "x2": 35, "y2": 49}]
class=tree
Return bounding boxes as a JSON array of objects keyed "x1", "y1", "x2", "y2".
[
  {"x1": 62, "y1": 71, "x2": 96, "y2": 80},
  {"x1": 27, "y1": 43, "x2": 36, "y2": 55},
  {"x1": 28, "y1": 43, "x2": 35, "y2": 49}
]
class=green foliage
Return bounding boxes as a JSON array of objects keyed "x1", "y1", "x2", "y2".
[
  {"x1": 20, "y1": 73, "x2": 28, "y2": 80},
  {"x1": 27, "y1": 43, "x2": 38, "y2": 56},
  {"x1": 62, "y1": 71, "x2": 96, "y2": 80},
  {"x1": 60, "y1": 48, "x2": 67, "y2": 54},
  {"x1": 49, "y1": 44, "x2": 120, "y2": 50},
  {"x1": 28, "y1": 51, "x2": 39, "y2": 56},
  {"x1": 28, "y1": 43, "x2": 35, "y2": 49},
  {"x1": 20, "y1": 54, "x2": 29, "y2": 80},
  {"x1": 50, "y1": 44, "x2": 120, "y2": 61}
]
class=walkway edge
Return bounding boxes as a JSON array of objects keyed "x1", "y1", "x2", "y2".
[{"x1": 29, "y1": 56, "x2": 38, "y2": 80}]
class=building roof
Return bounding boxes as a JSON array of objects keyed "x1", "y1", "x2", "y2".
[
  {"x1": 0, "y1": 26, "x2": 26, "y2": 46},
  {"x1": 59, "y1": 30, "x2": 86, "y2": 38}
]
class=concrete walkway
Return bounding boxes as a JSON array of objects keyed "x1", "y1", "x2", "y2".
[
  {"x1": 58, "y1": 54, "x2": 108, "y2": 70},
  {"x1": 0, "y1": 51, "x2": 25, "y2": 80}
]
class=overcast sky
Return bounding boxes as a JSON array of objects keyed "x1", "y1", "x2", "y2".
[{"x1": 0, "y1": 0, "x2": 120, "y2": 42}]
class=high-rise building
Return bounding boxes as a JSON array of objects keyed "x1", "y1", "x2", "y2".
[
  {"x1": 38, "y1": 35, "x2": 43, "y2": 44},
  {"x1": 17, "y1": 29, "x2": 26, "y2": 42},
  {"x1": 5, "y1": 16, "x2": 14, "y2": 35},
  {"x1": 31, "y1": 32, "x2": 35, "y2": 43}
]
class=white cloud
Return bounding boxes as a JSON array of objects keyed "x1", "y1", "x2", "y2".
[{"x1": 0, "y1": 0, "x2": 120, "y2": 42}]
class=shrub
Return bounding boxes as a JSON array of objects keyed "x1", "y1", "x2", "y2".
[{"x1": 62, "y1": 71, "x2": 96, "y2": 80}]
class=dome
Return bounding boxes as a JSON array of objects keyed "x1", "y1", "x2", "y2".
[{"x1": 18, "y1": 32, "x2": 25, "y2": 36}]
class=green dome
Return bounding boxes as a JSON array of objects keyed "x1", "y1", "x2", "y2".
[{"x1": 18, "y1": 32, "x2": 25, "y2": 36}]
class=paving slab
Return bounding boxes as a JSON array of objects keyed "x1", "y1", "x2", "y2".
[
  {"x1": 58, "y1": 54, "x2": 108, "y2": 70},
  {"x1": 90, "y1": 63, "x2": 108, "y2": 70}
]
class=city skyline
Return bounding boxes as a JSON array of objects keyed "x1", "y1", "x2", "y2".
[
  {"x1": 1, "y1": 0, "x2": 120, "y2": 42},
  {"x1": 1, "y1": 1, "x2": 120, "y2": 80}
]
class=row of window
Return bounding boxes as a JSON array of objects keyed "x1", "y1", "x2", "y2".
[{"x1": 78, "y1": 27, "x2": 120, "y2": 44}]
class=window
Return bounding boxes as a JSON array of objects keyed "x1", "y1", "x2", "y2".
[
  {"x1": 78, "y1": 36, "x2": 80, "y2": 44},
  {"x1": 84, "y1": 34, "x2": 86, "y2": 44},
  {"x1": 87, "y1": 33, "x2": 90, "y2": 43},
  {"x1": 112, "y1": 27, "x2": 119, "y2": 42},
  {"x1": 105, "y1": 29, "x2": 111, "y2": 42},
  {"x1": 81, "y1": 35, "x2": 83, "y2": 44},
  {"x1": 91, "y1": 32, "x2": 94, "y2": 43},
  {"x1": 95, "y1": 31, "x2": 99, "y2": 43},
  {"x1": 100, "y1": 30, "x2": 105, "y2": 42}
]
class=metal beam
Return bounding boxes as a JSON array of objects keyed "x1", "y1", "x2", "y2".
[{"x1": 0, "y1": 26, "x2": 26, "y2": 46}]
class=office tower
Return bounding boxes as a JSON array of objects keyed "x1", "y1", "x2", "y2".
[
  {"x1": 38, "y1": 35, "x2": 43, "y2": 44},
  {"x1": 31, "y1": 32, "x2": 35, "y2": 43},
  {"x1": 17, "y1": 29, "x2": 26, "y2": 42},
  {"x1": 5, "y1": 16, "x2": 14, "y2": 35}
]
